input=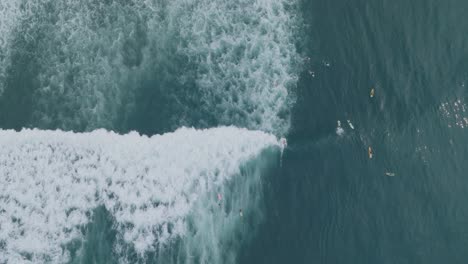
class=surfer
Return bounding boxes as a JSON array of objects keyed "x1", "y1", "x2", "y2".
[
  {"x1": 370, "y1": 88, "x2": 375, "y2": 98},
  {"x1": 368, "y1": 146, "x2": 373, "y2": 159},
  {"x1": 336, "y1": 120, "x2": 344, "y2": 136},
  {"x1": 217, "y1": 193, "x2": 222, "y2": 207},
  {"x1": 347, "y1": 120, "x2": 354, "y2": 130},
  {"x1": 239, "y1": 209, "x2": 243, "y2": 218}
]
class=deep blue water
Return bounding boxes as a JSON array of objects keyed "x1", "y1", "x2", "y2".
[
  {"x1": 243, "y1": 1, "x2": 468, "y2": 263},
  {"x1": 1, "y1": 0, "x2": 468, "y2": 263}
]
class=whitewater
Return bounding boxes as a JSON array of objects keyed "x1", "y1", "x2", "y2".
[
  {"x1": 0, "y1": 0, "x2": 300, "y2": 135},
  {"x1": 0, "y1": 127, "x2": 281, "y2": 263},
  {"x1": 0, "y1": 0, "x2": 301, "y2": 263}
]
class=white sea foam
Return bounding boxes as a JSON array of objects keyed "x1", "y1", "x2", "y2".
[
  {"x1": 177, "y1": 0, "x2": 300, "y2": 135},
  {"x1": 13, "y1": 1, "x2": 151, "y2": 130},
  {"x1": 0, "y1": 127, "x2": 279, "y2": 263},
  {"x1": 440, "y1": 99, "x2": 468, "y2": 128},
  {"x1": 0, "y1": 0, "x2": 299, "y2": 134}
]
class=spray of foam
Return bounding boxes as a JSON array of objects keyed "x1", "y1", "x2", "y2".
[
  {"x1": 0, "y1": 0, "x2": 299, "y2": 134},
  {"x1": 0, "y1": 127, "x2": 279, "y2": 263},
  {"x1": 440, "y1": 99, "x2": 468, "y2": 129}
]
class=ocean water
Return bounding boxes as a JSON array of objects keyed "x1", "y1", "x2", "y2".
[{"x1": 1, "y1": 0, "x2": 468, "y2": 263}]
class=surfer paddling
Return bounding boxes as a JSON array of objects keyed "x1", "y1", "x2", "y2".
[
  {"x1": 368, "y1": 146, "x2": 373, "y2": 159},
  {"x1": 347, "y1": 120, "x2": 354, "y2": 130}
]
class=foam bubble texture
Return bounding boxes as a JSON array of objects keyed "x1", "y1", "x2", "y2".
[
  {"x1": 18, "y1": 1, "x2": 150, "y2": 130},
  {"x1": 0, "y1": 0, "x2": 299, "y2": 134},
  {"x1": 177, "y1": 0, "x2": 300, "y2": 135},
  {"x1": 440, "y1": 99, "x2": 468, "y2": 128},
  {"x1": 0, "y1": 127, "x2": 279, "y2": 263}
]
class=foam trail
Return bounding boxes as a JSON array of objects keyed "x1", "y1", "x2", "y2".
[{"x1": 0, "y1": 127, "x2": 280, "y2": 263}]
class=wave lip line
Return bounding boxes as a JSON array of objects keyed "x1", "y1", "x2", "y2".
[{"x1": 0, "y1": 126, "x2": 280, "y2": 263}]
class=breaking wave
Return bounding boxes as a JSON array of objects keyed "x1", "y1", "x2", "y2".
[
  {"x1": 0, "y1": 127, "x2": 280, "y2": 263},
  {"x1": 0, "y1": 1, "x2": 300, "y2": 263}
]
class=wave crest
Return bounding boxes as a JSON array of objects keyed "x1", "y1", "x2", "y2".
[{"x1": 0, "y1": 126, "x2": 279, "y2": 263}]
